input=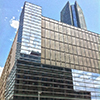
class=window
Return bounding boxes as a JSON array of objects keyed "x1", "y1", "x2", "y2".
[
  {"x1": 50, "y1": 31, "x2": 55, "y2": 39},
  {"x1": 55, "y1": 32, "x2": 59, "y2": 41},
  {"x1": 59, "y1": 34, "x2": 63, "y2": 42},
  {"x1": 65, "y1": 43, "x2": 69, "y2": 52},
  {"x1": 46, "y1": 49, "x2": 50, "y2": 59},
  {"x1": 55, "y1": 42, "x2": 59, "y2": 50}
]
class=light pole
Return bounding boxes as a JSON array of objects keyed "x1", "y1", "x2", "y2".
[{"x1": 38, "y1": 91, "x2": 42, "y2": 100}]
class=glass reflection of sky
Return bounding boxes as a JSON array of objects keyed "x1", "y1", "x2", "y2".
[
  {"x1": 71, "y1": 5, "x2": 78, "y2": 27},
  {"x1": 20, "y1": 2, "x2": 41, "y2": 55},
  {"x1": 72, "y1": 69, "x2": 100, "y2": 100}
]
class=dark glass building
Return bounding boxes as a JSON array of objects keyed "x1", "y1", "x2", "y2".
[
  {"x1": 61, "y1": 1, "x2": 87, "y2": 29},
  {"x1": 0, "y1": 1, "x2": 100, "y2": 100}
]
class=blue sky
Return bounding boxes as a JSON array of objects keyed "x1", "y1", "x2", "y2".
[{"x1": 0, "y1": 0, "x2": 100, "y2": 71}]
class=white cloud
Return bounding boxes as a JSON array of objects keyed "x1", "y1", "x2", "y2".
[
  {"x1": 0, "y1": 66, "x2": 3, "y2": 77},
  {"x1": 10, "y1": 17, "x2": 19, "y2": 30},
  {"x1": 9, "y1": 37, "x2": 14, "y2": 42},
  {"x1": 4, "y1": 17, "x2": 8, "y2": 21},
  {"x1": 21, "y1": 6, "x2": 23, "y2": 9},
  {"x1": 12, "y1": 16, "x2": 15, "y2": 19}
]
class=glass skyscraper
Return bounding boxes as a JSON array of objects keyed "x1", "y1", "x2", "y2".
[
  {"x1": 0, "y1": 1, "x2": 100, "y2": 100},
  {"x1": 61, "y1": 1, "x2": 87, "y2": 29}
]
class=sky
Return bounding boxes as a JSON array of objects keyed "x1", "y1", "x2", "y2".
[{"x1": 0, "y1": 0, "x2": 100, "y2": 74}]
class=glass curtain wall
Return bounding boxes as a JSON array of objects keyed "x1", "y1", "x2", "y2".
[
  {"x1": 21, "y1": 2, "x2": 42, "y2": 54},
  {"x1": 41, "y1": 16, "x2": 100, "y2": 100},
  {"x1": 41, "y1": 16, "x2": 100, "y2": 74}
]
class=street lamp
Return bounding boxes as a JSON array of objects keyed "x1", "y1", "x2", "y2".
[{"x1": 38, "y1": 91, "x2": 42, "y2": 100}]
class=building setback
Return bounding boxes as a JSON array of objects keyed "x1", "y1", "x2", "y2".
[{"x1": 0, "y1": 1, "x2": 100, "y2": 100}]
